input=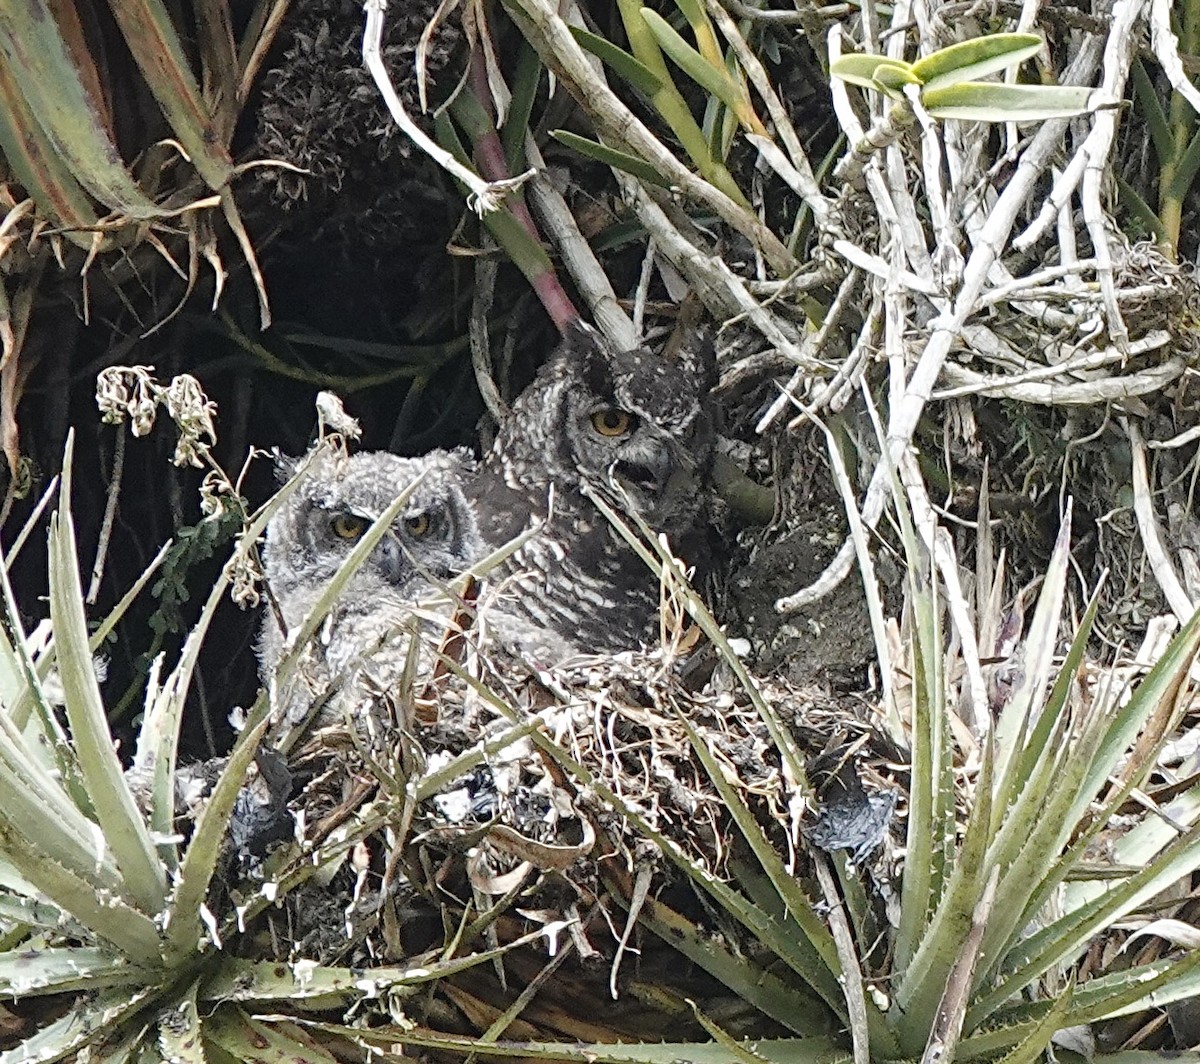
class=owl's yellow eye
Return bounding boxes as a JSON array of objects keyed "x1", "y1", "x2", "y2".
[
  {"x1": 405, "y1": 513, "x2": 431, "y2": 537},
  {"x1": 591, "y1": 408, "x2": 635, "y2": 437},
  {"x1": 331, "y1": 513, "x2": 367, "y2": 540}
]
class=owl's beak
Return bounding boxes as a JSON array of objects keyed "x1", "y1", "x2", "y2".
[
  {"x1": 375, "y1": 535, "x2": 410, "y2": 585},
  {"x1": 614, "y1": 451, "x2": 673, "y2": 499}
]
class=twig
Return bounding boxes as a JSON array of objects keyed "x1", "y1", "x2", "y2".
[
  {"x1": 523, "y1": 136, "x2": 634, "y2": 347},
  {"x1": 502, "y1": 0, "x2": 796, "y2": 274},
  {"x1": 936, "y1": 354, "x2": 1183, "y2": 405},
  {"x1": 1125, "y1": 418, "x2": 1195, "y2": 626},
  {"x1": 827, "y1": 29, "x2": 937, "y2": 287},
  {"x1": 976, "y1": 260, "x2": 1099, "y2": 306},
  {"x1": 470, "y1": 249, "x2": 506, "y2": 425},
  {"x1": 778, "y1": 38, "x2": 1106, "y2": 612},
  {"x1": 237, "y1": 0, "x2": 291, "y2": 105},
  {"x1": 618, "y1": 178, "x2": 822, "y2": 375},
  {"x1": 793, "y1": 291, "x2": 882, "y2": 421},
  {"x1": 931, "y1": 331, "x2": 1176, "y2": 400},
  {"x1": 703, "y1": 0, "x2": 836, "y2": 235},
  {"x1": 1149, "y1": 0, "x2": 1200, "y2": 120},
  {"x1": 87, "y1": 429, "x2": 125, "y2": 605},
  {"x1": 1012, "y1": 3, "x2": 1133, "y2": 256},
  {"x1": 746, "y1": 136, "x2": 837, "y2": 239},
  {"x1": 918, "y1": 867, "x2": 998, "y2": 1064},
  {"x1": 631, "y1": 238, "x2": 656, "y2": 344},
  {"x1": 719, "y1": 0, "x2": 810, "y2": 22},
  {"x1": 362, "y1": 0, "x2": 533, "y2": 215},
  {"x1": 610, "y1": 861, "x2": 653, "y2": 998},
  {"x1": 907, "y1": 85, "x2": 962, "y2": 289},
  {"x1": 814, "y1": 856, "x2": 870, "y2": 1064},
  {"x1": 758, "y1": 267, "x2": 861, "y2": 430},
  {"x1": 834, "y1": 101, "x2": 917, "y2": 186},
  {"x1": 831, "y1": 239, "x2": 939, "y2": 296}
]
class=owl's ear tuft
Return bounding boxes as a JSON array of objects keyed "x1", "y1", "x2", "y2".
[
  {"x1": 424, "y1": 446, "x2": 479, "y2": 479},
  {"x1": 445, "y1": 446, "x2": 480, "y2": 476},
  {"x1": 271, "y1": 449, "x2": 303, "y2": 485},
  {"x1": 561, "y1": 321, "x2": 613, "y2": 395}
]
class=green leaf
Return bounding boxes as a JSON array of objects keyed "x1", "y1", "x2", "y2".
[
  {"x1": 570, "y1": 25, "x2": 663, "y2": 96},
  {"x1": 0, "y1": 885, "x2": 71, "y2": 931},
  {"x1": 912, "y1": 33, "x2": 1043, "y2": 90},
  {"x1": 204, "y1": 1007, "x2": 340, "y2": 1064},
  {"x1": 157, "y1": 981, "x2": 206, "y2": 1064},
  {"x1": 0, "y1": 58, "x2": 102, "y2": 244},
  {"x1": 892, "y1": 569, "x2": 952, "y2": 973},
  {"x1": 875, "y1": 63, "x2": 924, "y2": 93},
  {"x1": 639, "y1": 8, "x2": 745, "y2": 114},
  {"x1": 1130, "y1": 58, "x2": 1174, "y2": 164},
  {"x1": 0, "y1": 821, "x2": 162, "y2": 965},
  {"x1": 988, "y1": 980, "x2": 1074, "y2": 1064},
  {"x1": 1164, "y1": 123, "x2": 1200, "y2": 201},
  {"x1": 550, "y1": 130, "x2": 673, "y2": 187},
  {"x1": 609, "y1": 0, "x2": 751, "y2": 207},
  {"x1": 677, "y1": 717, "x2": 851, "y2": 1023},
  {"x1": 632, "y1": 895, "x2": 836, "y2": 1036},
  {"x1": 163, "y1": 713, "x2": 270, "y2": 963},
  {"x1": 502, "y1": 41, "x2": 542, "y2": 167},
  {"x1": 0, "y1": 984, "x2": 156, "y2": 1064},
  {"x1": 349, "y1": 1028, "x2": 850, "y2": 1063},
  {"x1": 102, "y1": 0, "x2": 233, "y2": 190},
  {"x1": 201, "y1": 937, "x2": 556, "y2": 1008},
  {"x1": 668, "y1": 0, "x2": 725, "y2": 68},
  {"x1": 0, "y1": 726, "x2": 121, "y2": 894},
  {"x1": 892, "y1": 734, "x2": 995, "y2": 1050},
  {"x1": 50, "y1": 437, "x2": 166, "y2": 917},
  {"x1": 922, "y1": 82, "x2": 1094, "y2": 122},
  {"x1": 0, "y1": 946, "x2": 151, "y2": 998},
  {"x1": 0, "y1": 0, "x2": 165, "y2": 218},
  {"x1": 973, "y1": 823, "x2": 1200, "y2": 1022},
  {"x1": 433, "y1": 108, "x2": 557, "y2": 298},
  {"x1": 984, "y1": 953, "x2": 1200, "y2": 1035},
  {"x1": 830, "y1": 54, "x2": 918, "y2": 91},
  {"x1": 990, "y1": 510, "x2": 1074, "y2": 817}
]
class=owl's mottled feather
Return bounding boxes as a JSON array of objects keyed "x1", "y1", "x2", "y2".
[
  {"x1": 258, "y1": 447, "x2": 482, "y2": 737},
  {"x1": 476, "y1": 323, "x2": 716, "y2": 663}
]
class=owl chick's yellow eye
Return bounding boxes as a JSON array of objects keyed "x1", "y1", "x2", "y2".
[
  {"x1": 331, "y1": 513, "x2": 367, "y2": 540},
  {"x1": 405, "y1": 513, "x2": 431, "y2": 537},
  {"x1": 591, "y1": 408, "x2": 634, "y2": 437}
]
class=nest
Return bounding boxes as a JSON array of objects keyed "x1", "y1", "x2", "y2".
[{"x1": 212, "y1": 627, "x2": 903, "y2": 1040}]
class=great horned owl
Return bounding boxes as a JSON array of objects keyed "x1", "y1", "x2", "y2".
[
  {"x1": 476, "y1": 323, "x2": 717, "y2": 663},
  {"x1": 258, "y1": 447, "x2": 482, "y2": 742}
]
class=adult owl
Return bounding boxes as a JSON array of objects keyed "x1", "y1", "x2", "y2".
[
  {"x1": 258, "y1": 446, "x2": 482, "y2": 744},
  {"x1": 475, "y1": 322, "x2": 717, "y2": 664}
]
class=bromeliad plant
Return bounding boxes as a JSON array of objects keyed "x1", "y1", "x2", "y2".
[
  {"x1": 502, "y1": 481, "x2": 1200, "y2": 1064},
  {"x1": 0, "y1": 0, "x2": 278, "y2": 324},
  {"x1": 0, "y1": 428, "x2": 543, "y2": 1062}
]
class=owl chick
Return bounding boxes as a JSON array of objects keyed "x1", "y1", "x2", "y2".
[
  {"x1": 475, "y1": 322, "x2": 717, "y2": 664},
  {"x1": 258, "y1": 447, "x2": 482, "y2": 742}
]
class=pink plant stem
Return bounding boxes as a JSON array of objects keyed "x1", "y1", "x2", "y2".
[{"x1": 469, "y1": 46, "x2": 579, "y2": 333}]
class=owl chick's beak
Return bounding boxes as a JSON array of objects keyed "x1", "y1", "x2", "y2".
[{"x1": 375, "y1": 535, "x2": 411, "y2": 586}]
